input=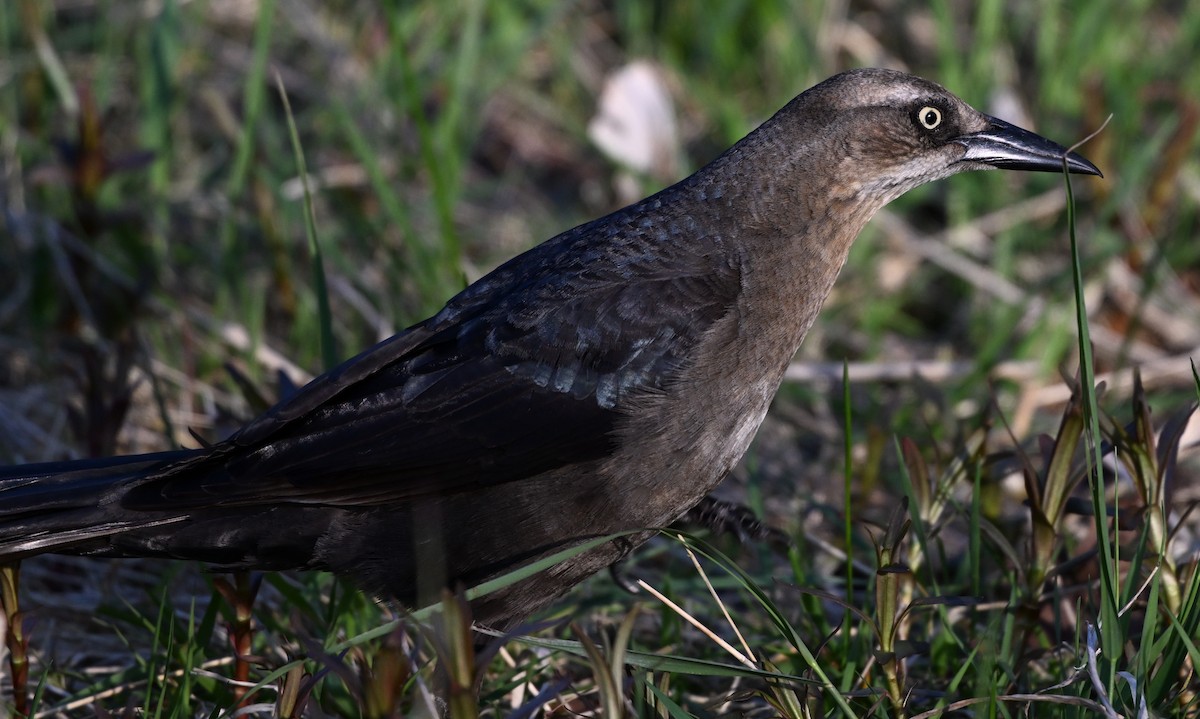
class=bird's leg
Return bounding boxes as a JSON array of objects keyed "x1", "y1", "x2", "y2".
[
  {"x1": 601, "y1": 532, "x2": 652, "y2": 595},
  {"x1": 0, "y1": 562, "x2": 29, "y2": 718},
  {"x1": 606, "y1": 498, "x2": 790, "y2": 594},
  {"x1": 680, "y1": 494, "x2": 789, "y2": 549},
  {"x1": 607, "y1": 562, "x2": 642, "y2": 595}
]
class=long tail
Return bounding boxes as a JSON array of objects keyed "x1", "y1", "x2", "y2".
[{"x1": 0, "y1": 450, "x2": 200, "y2": 561}]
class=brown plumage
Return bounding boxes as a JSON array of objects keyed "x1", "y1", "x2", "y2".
[{"x1": 0, "y1": 69, "x2": 1099, "y2": 628}]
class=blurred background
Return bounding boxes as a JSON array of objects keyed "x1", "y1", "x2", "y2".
[{"x1": 0, "y1": 0, "x2": 1198, "y2": 715}]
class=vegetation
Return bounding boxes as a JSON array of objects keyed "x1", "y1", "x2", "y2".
[{"x1": 0, "y1": 0, "x2": 1198, "y2": 716}]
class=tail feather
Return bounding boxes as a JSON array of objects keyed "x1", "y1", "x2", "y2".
[
  {"x1": 0, "y1": 450, "x2": 199, "y2": 561},
  {"x1": 2, "y1": 517, "x2": 189, "y2": 558}
]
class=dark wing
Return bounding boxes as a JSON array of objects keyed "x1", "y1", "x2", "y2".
[{"x1": 123, "y1": 208, "x2": 744, "y2": 509}]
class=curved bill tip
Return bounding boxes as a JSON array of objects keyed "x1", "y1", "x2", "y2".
[{"x1": 957, "y1": 116, "x2": 1103, "y2": 178}]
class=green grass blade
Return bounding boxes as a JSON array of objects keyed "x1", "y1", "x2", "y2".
[{"x1": 277, "y1": 74, "x2": 337, "y2": 370}]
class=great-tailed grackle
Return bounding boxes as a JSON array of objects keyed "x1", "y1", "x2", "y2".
[{"x1": 0, "y1": 69, "x2": 1100, "y2": 628}]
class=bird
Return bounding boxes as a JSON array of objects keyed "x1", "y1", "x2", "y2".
[{"x1": 0, "y1": 68, "x2": 1100, "y2": 629}]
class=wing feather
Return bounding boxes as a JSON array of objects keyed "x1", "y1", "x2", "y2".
[{"x1": 121, "y1": 204, "x2": 744, "y2": 511}]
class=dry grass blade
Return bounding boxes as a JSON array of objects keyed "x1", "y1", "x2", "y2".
[
  {"x1": 634, "y1": 578, "x2": 754, "y2": 668},
  {"x1": 677, "y1": 534, "x2": 757, "y2": 665}
]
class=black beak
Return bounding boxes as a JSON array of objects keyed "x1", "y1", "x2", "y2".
[{"x1": 957, "y1": 115, "x2": 1102, "y2": 177}]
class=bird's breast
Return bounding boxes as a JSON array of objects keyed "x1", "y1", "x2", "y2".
[{"x1": 593, "y1": 307, "x2": 793, "y2": 531}]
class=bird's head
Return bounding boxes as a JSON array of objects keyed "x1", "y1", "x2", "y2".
[{"x1": 782, "y1": 68, "x2": 1101, "y2": 206}]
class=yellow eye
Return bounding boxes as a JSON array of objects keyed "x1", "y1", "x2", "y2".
[{"x1": 917, "y1": 106, "x2": 942, "y2": 129}]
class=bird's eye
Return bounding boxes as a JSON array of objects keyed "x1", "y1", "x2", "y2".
[{"x1": 917, "y1": 106, "x2": 942, "y2": 130}]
